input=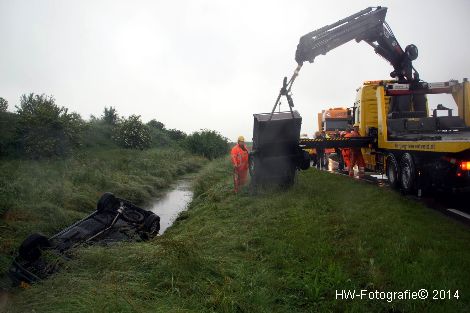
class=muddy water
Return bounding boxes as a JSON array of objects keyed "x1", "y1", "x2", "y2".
[{"x1": 150, "y1": 180, "x2": 193, "y2": 235}]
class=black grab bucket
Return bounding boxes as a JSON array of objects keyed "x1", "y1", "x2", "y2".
[{"x1": 249, "y1": 110, "x2": 309, "y2": 187}]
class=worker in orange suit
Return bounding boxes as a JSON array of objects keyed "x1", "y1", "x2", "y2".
[
  {"x1": 346, "y1": 123, "x2": 365, "y2": 177},
  {"x1": 231, "y1": 136, "x2": 249, "y2": 193},
  {"x1": 340, "y1": 131, "x2": 350, "y2": 172}
]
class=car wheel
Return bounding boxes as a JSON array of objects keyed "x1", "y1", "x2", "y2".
[
  {"x1": 400, "y1": 153, "x2": 416, "y2": 194},
  {"x1": 142, "y1": 214, "x2": 160, "y2": 236},
  {"x1": 122, "y1": 209, "x2": 145, "y2": 224},
  {"x1": 386, "y1": 154, "x2": 400, "y2": 189},
  {"x1": 97, "y1": 193, "x2": 117, "y2": 212},
  {"x1": 18, "y1": 233, "x2": 51, "y2": 262}
]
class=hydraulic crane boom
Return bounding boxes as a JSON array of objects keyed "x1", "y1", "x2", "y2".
[
  {"x1": 269, "y1": 7, "x2": 419, "y2": 119},
  {"x1": 295, "y1": 7, "x2": 419, "y2": 82}
]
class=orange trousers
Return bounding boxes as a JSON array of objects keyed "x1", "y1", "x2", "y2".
[
  {"x1": 349, "y1": 149, "x2": 365, "y2": 177},
  {"x1": 233, "y1": 168, "x2": 248, "y2": 193}
]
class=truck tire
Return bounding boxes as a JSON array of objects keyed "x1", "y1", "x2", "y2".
[
  {"x1": 18, "y1": 233, "x2": 51, "y2": 262},
  {"x1": 400, "y1": 153, "x2": 416, "y2": 194},
  {"x1": 97, "y1": 193, "x2": 117, "y2": 212},
  {"x1": 386, "y1": 154, "x2": 400, "y2": 189}
]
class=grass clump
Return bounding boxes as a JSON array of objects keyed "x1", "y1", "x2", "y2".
[{"x1": 6, "y1": 159, "x2": 470, "y2": 312}]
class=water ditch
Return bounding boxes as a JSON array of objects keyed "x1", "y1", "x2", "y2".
[{"x1": 150, "y1": 179, "x2": 194, "y2": 234}]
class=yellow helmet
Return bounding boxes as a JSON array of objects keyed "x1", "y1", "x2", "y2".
[
  {"x1": 238, "y1": 136, "x2": 245, "y2": 142},
  {"x1": 353, "y1": 123, "x2": 360, "y2": 127}
]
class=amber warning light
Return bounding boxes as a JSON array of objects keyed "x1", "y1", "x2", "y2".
[{"x1": 459, "y1": 161, "x2": 470, "y2": 171}]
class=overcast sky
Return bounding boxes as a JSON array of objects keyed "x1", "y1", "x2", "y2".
[{"x1": 1, "y1": 0, "x2": 469, "y2": 141}]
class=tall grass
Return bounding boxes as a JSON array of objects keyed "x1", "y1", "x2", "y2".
[
  {"x1": 0, "y1": 147, "x2": 206, "y2": 273},
  {"x1": 5, "y1": 158, "x2": 470, "y2": 312}
]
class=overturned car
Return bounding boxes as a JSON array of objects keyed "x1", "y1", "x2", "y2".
[{"x1": 8, "y1": 193, "x2": 160, "y2": 285}]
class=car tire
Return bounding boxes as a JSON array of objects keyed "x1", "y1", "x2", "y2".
[
  {"x1": 97, "y1": 192, "x2": 117, "y2": 212},
  {"x1": 386, "y1": 153, "x2": 400, "y2": 189},
  {"x1": 142, "y1": 214, "x2": 160, "y2": 236},
  {"x1": 122, "y1": 209, "x2": 145, "y2": 224},
  {"x1": 18, "y1": 233, "x2": 51, "y2": 262},
  {"x1": 400, "y1": 153, "x2": 416, "y2": 194}
]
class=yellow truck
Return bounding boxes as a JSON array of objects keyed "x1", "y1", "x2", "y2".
[
  {"x1": 354, "y1": 79, "x2": 470, "y2": 192},
  {"x1": 251, "y1": 7, "x2": 470, "y2": 192}
]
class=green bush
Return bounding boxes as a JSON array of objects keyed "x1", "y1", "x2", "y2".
[
  {"x1": 148, "y1": 127, "x2": 171, "y2": 147},
  {"x1": 16, "y1": 93, "x2": 84, "y2": 158},
  {"x1": 113, "y1": 115, "x2": 151, "y2": 149},
  {"x1": 166, "y1": 128, "x2": 187, "y2": 141},
  {"x1": 147, "y1": 119, "x2": 165, "y2": 130},
  {"x1": 82, "y1": 120, "x2": 117, "y2": 149},
  {"x1": 0, "y1": 111, "x2": 19, "y2": 157},
  {"x1": 184, "y1": 129, "x2": 229, "y2": 160},
  {"x1": 147, "y1": 120, "x2": 171, "y2": 147}
]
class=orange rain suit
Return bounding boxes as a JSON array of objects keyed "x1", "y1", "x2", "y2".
[
  {"x1": 340, "y1": 132, "x2": 350, "y2": 170},
  {"x1": 341, "y1": 146, "x2": 350, "y2": 170},
  {"x1": 345, "y1": 130, "x2": 365, "y2": 177},
  {"x1": 230, "y1": 143, "x2": 249, "y2": 192}
]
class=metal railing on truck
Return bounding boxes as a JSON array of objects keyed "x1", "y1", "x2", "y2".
[{"x1": 299, "y1": 137, "x2": 374, "y2": 149}]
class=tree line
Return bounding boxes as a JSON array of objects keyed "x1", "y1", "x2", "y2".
[{"x1": 0, "y1": 94, "x2": 228, "y2": 160}]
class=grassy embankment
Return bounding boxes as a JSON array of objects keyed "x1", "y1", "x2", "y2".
[
  {"x1": 6, "y1": 158, "x2": 470, "y2": 312},
  {"x1": 0, "y1": 148, "x2": 207, "y2": 274}
]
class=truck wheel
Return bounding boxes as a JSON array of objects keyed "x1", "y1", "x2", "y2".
[
  {"x1": 400, "y1": 153, "x2": 416, "y2": 194},
  {"x1": 97, "y1": 193, "x2": 117, "y2": 212},
  {"x1": 18, "y1": 233, "x2": 51, "y2": 262},
  {"x1": 386, "y1": 154, "x2": 400, "y2": 189}
]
